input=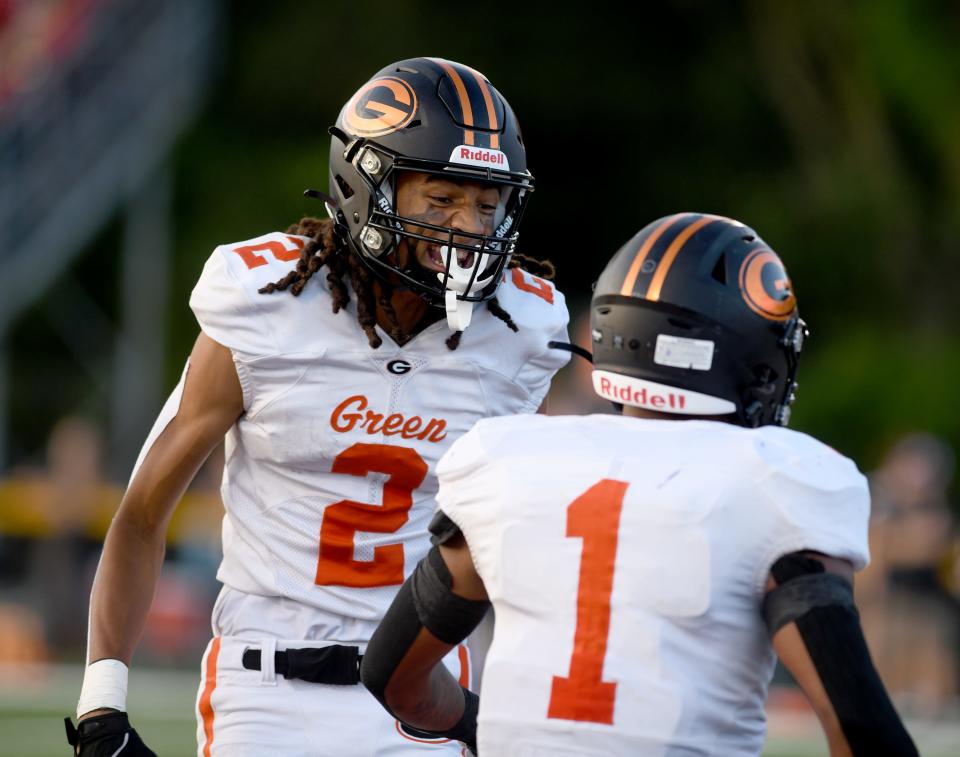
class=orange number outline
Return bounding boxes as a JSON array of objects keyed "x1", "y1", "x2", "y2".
[
  {"x1": 547, "y1": 478, "x2": 628, "y2": 724},
  {"x1": 510, "y1": 267, "x2": 554, "y2": 304},
  {"x1": 232, "y1": 236, "x2": 305, "y2": 269},
  {"x1": 315, "y1": 443, "x2": 428, "y2": 588}
]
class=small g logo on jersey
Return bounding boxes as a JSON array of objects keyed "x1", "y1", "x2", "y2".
[
  {"x1": 344, "y1": 77, "x2": 418, "y2": 137},
  {"x1": 387, "y1": 359, "x2": 412, "y2": 375},
  {"x1": 738, "y1": 249, "x2": 797, "y2": 321}
]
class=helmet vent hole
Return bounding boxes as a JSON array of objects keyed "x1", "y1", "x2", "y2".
[
  {"x1": 396, "y1": 66, "x2": 418, "y2": 74},
  {"x1": 742, "y1": 234, "x2": 755, "y2": 242},
  {"x1": 711, "y1": 255, "x2": 727, "y2": 284},
  {"x1": 667, "y1": 318, "x2": 693, "y2": 331},
  {"x1": 405, "y1": 119, "x2": 421, "y2": 129},
  {"x1": 335, "y1": 174, "x2": 355, "y2": 200}
]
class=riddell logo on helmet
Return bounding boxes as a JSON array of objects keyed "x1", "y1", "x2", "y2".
[
  {"x1": 596, "y1": 376, "x2": 686, "y2": 410},
  {"x1": 591, "y1": 370, "x2": 737, "y2": 415},
  {"x1": 449, "y1": 145, "x2": 510, "y2": 170}
]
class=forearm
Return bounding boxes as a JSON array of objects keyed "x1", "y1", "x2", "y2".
[
  {"x1": 76, "y1": 333, "x2": 240, "y2": 728},
  {"x1": 87, "y1": 423, "x2": 212, "y2": 663},
  {"x1": 386, "y1": 653, "x2": 464, "y2": 730},
  {"x1": 87, "y1": 509, "x2": 168, "y2": 664}
]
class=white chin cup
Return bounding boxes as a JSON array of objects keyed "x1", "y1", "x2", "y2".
[
  {"x1": 436, "y1": 245, "x2": 494, "y2": 295},
  {"x1": 437, "y1": 245, "x2": 495, "y2": 332}
]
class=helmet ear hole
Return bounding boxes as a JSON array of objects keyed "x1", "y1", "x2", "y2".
[
  {"x1": 751, "y1": 364, "x2": 780, "y2": 395},
  {"x1": 334, "y1": 174, "x2": 355, "y2": 200},
  {"x1": 711, "y1": 254, "x2": 727, "y2": 285}
]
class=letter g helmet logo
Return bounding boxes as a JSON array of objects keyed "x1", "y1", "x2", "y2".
[
  {"x1": 343, "y1": 77, "x2": 418, "y2": 137},
  {"x1": 738, "y1": 248, "x2": 797, "y2": 322}
]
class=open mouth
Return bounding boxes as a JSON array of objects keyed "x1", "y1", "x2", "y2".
[{"x1": 423, "y1": 243, "x2": 476, "y2": 272}]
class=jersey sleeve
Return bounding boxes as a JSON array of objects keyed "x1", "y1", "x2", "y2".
[
  {"x1": 128, "y1": 361, "x2": 189, "y2": 485},
  {"x1": 499, "y1": 268, "x2": 572, "y2": 411},
  {"x1": 752, "y1": 432, "x2": 871, "y2": 591},
  {"x1": 435, "y1": 421, "x2": 501, "y2": 571},
  {"x1": 189, "y1": 232, "x2": 309, "y2": 357}
]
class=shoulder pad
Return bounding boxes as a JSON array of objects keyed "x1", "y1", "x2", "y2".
[
  {"x1": 495, "y1": 267, "x2": 567, "y2": 329},
  {"x1": 189, "y1": 232, "x2": 311, "y2": 355},
  {"x1": 753, "y1": 428, "x2": 871, "y2": 572},
  {"x1": 214, "y1": 231, "x2": 309, "y2": 291}
]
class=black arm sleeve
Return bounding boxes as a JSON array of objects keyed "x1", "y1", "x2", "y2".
[
  {"x1": 428, "y1": 509, "x2": 463, "y2": 546},
  {"x1": 360, "y1": 547, "x2": 490, "y2": 714},
  {"x1": 362, "y1": 548, "x2": 490, "y2": 708},
  {"x1": 360, "y1": 547, "x2": 488, "y2": 753},
  {"x1": 765, "y1": 554, "x2": 918, "y2": 757},
  {"x1": 360, "y1": 577, "x2": 422, "y2": 716}
]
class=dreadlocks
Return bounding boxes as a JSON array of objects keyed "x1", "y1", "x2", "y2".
[{"x1": 259, "y1": 217, "x2": 556, "y2": 351}]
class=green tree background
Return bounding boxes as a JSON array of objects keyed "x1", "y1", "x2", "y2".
[{"x1": 9, "y1": 0, "x2": 960, "y2": 483}]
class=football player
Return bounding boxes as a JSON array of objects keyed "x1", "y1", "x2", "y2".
[
  {"x1": 361, "y1": 213, "x2": 919, "y2": 756},
  {"x1": 66, "y1": 58, "x2": 569, "y2": 756}
]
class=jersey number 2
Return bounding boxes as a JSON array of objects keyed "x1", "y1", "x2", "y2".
[
  {"x1": 547, "y1": 478, "x2": 628, "y2": 725},
  {"x1": 315, "y1": 443, "x2": 427, "y2": 588}
]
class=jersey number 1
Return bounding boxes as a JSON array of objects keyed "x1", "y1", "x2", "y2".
[
  {"x1": 547, "y1": 478, "x2": 628, "y2": 725},
  {"x1": 315, "y1": 443, "x2": 427, "y2": 588}
]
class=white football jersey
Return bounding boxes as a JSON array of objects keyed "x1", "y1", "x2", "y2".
[
  {"x1": 161, "y1": 232, "x2": 567, "y2": 644},
  {"x1": 436, "y1": 414, "x2": 870, "y2": 757}
]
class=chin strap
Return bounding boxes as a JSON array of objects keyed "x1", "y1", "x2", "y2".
[
  {"x1": 548, "y1": 341, "x2": 622, "y2": 412},
  {"x1": 303, "y1": 188, "x2": 341, "y2": 222},
  {"x1": 547, "y1": 340, "x2": 593, "y2": 364}
]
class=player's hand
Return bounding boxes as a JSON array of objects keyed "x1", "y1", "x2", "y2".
[{"x1": 64, "y1": 712, "x2": 157, "y2": 756}]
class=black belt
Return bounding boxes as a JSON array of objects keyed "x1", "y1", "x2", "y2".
[{"x1": 242, "y1": 644, "x2": 361, "y2": 685}]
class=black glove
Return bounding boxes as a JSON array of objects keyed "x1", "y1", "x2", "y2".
[{"x1": 64, "y1": 712, "x2": 157, "y2": 756}]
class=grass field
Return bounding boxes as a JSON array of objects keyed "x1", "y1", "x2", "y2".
[{"x1": 2, "y1": 664, "x2": 957, "y2": 756}]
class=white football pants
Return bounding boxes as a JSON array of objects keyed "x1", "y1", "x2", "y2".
[{"x1": 195, "y1": 635, "x2": 470, "y2": 756}]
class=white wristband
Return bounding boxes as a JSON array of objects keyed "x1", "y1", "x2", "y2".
[{"x1": 77, "y1": 659, "x2": 128, "y2": 719}]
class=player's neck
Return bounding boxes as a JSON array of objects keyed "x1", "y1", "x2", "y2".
[
  {"x1": 621, "y1": 405, "x2": 738, "y2": 424},
  {"x1": 374, "y1": 281, "x2": 444, "y2": 345}
]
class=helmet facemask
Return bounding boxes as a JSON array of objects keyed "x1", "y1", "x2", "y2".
[{"x1": 336, "y1": 138, "x2": 533, "y2": 331}]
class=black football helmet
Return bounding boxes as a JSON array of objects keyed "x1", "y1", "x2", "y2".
[
  {"x1": 590, "y1": 213, "x2": 807, "y2": 427},
  {"x1": 324, "y1": 57, "x2": 533, "y2": 325}
]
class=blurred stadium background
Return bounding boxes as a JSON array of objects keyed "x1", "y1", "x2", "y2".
[{"x1": 1, "y1": 1, "x2": 959, "y2": 754}]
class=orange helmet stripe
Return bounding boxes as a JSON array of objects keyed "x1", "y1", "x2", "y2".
[
  {"x1": 433, "y1": 59, "x2": 475, "y2": 146},
  {"x1": 466, "y1": 67, "x2": 500, "y2": 149},
  {"x1": 646, "y1": 215, "x2": 728, "y2": 302},
  {"x1": 619, "y1": 214, "x2": 685, "y2": 296}
]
